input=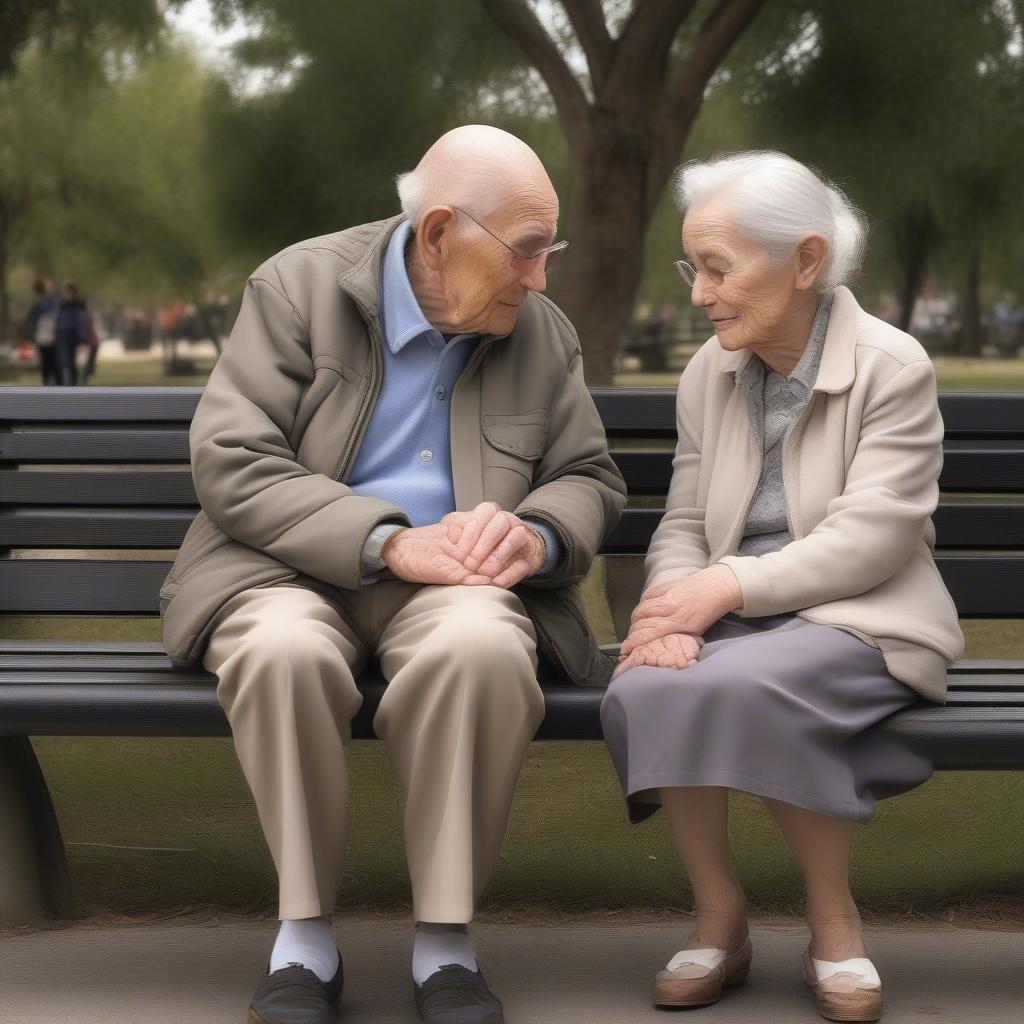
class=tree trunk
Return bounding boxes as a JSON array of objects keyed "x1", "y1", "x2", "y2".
[
  {"x1": 556, "y1": 133, "x2": 652, "y2": 385},
  {"x1": 0, "y1": 200, "x2": 11, "y2": 352},
  {"x1": 958, "y1": 249, "x2": 983, "y2": 357},
  {"x1": 188, "y1": 286, "x2": 221, "y2": 355},
  {"x1": 894, "y1": 209, "x2": 934, "y2": 333},
  {"x1": 482, "y1": 0, "x2": 767, "y2": 385}
]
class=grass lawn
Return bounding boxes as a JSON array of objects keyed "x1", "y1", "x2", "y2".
[{"x1": 7, "y1": 350, "x2": 1024, "y2": 392}]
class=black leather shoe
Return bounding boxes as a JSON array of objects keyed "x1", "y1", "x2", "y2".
[
  {"x1": 413, "y1": 963, "x2": 504, "y2": 1024},
  {"x1": 248, "y1": 949, "x2": 344, "y2": 1024}
]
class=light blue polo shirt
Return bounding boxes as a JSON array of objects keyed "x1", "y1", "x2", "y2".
[{"x1": 350, "y1": 218, "x2": 559, "y2": 576}]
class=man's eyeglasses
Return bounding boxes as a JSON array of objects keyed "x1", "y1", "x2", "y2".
[{"x1": 454, "y1": 206, "x2": 569, "y2": 271}]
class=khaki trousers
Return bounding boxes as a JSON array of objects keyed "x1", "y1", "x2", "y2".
[{"x1": 201, "y1": 578, "x2": 543, "y2": 924}]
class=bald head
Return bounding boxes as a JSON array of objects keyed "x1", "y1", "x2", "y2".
[{"x1": 396, "y1": 124, "x2": 557, "y2": 225}]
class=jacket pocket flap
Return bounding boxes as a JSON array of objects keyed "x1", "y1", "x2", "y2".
[{"x1": 482, "y1": 411, "x2": 548, "y2": 460}]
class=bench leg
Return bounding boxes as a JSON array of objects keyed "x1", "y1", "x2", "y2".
[{"x1": 0, "y1": 736, "x2": 78, "y2": 927}]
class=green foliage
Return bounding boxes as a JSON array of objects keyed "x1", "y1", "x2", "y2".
[
  {"x1": 0, "y1": 0, "x2": 165, "y2": 80},
  {"x1": 202, "y1": 0, "x2": 527, "y2": 260},
  {"x1": 734, "y1": 0, "x2": 1024, "y2": 309},
  {"x1": 3, "y1": 35, "x2": 235, "y2": 311}
]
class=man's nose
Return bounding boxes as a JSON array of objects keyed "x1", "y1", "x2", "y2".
[{"x1": 520, "y1": 259, "x2": 547, "y2": 293}]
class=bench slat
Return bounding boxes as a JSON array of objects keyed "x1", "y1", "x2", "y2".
[
  {"x1": 2, "y1": 665, "x2": 1020, "y2": 706},
  {"x1": 0, "y1": 428, "x2": 189, "y2": 462},
  {"x1": 2, "y1": 554, "x2": 1023, "y2": 615},
  {"x1": 0, "y1": 470, "x2": 197, "y2": 505},
  {"x1": 4, "y1": 386, "x2": 1024, "y2": 436},
  {"x1": 2, "y1": 642, "x2": 1021, "y2": 676},
  {"x1": 3, "y1": 440, "x2": 1022, "y2": 494},
  {"x1": 3, "y1": 678, "x2": 1024, "y2": 765},
  {"x1": 3, "y1": 503, "x2": 1023, "y2": 549},
  {"x1": 0, "y1": 646, "x2": 1021, "y2": 687}
]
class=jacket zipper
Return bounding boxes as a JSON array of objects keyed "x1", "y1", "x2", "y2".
[{"x1": 333, "y1": 313, "x2": 384, "y2": 484}]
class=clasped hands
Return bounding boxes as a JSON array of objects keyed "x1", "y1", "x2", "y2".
[
  {"x1": 613, "y1": 564, "x2": 744, "y2": 679},
  {"x1": 382, "y1": 501, "x2": 547, "y2": 589}
]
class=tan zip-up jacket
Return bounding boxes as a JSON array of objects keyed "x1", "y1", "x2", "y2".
[
  {"x1": 159, "y1": 215, "x2": 627, "y2": 686},
  {"x1": 646, "y1": 285, "x2": 964, "y2": 704}
]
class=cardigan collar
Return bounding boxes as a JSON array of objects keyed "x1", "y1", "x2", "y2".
[{"x1": 717, "y1": 284, "x2": 860, "y2": 394}]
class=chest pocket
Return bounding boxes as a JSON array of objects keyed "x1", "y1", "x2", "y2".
[{"x1": 481, "y1": 410, "x2": 548, "y2": 484}]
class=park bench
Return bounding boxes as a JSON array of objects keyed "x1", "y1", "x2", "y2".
[{"x1": 1, "y1": 384, "x2": 1023, "y2": 927}]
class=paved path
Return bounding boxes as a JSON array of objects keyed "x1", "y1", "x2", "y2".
[{"x1": 2, "y1": 915, "x2": 1022, "y2": 1023}]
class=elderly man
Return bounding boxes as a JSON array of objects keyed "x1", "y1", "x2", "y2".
[{"x1": 158, "y1": 124, "x2": 625, "y2": 1024}]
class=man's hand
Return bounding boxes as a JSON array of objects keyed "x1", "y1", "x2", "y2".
[
  {"x1": 612, "y1": 633, "x2": 703, "y2": 678},
  {"x1": 440, "y1": 501, "x2": 547, "y2": 587},
  {"x1": 381, "y1": 522, "x2": 495, "y2": 586},
  {"x1": 620, "y1": 564, "x2": 742, "y2": 658}
]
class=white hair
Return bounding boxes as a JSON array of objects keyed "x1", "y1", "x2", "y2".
[
  {"x1": 395, "y1": 168, "x2": 426, "y2": 226},
  {"x1": 672, "y1": 150, "x2": 867, "y2": 292}
]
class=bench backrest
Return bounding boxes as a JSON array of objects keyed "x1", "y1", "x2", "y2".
[{"x1": 2, "y1": 387, "x2": 1023, "y2": 628}]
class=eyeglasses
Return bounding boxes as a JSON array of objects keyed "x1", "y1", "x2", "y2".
[
  {"x1": 674, "y1": 253, "x2": 764, "y2": 287},
  {"x1": 453, "y1": 206, "x2": 569, "y2": 271}
]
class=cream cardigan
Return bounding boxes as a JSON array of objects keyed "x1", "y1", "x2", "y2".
[{"x1": 645, "y1": 285, "x2": 965, "y2": 704}]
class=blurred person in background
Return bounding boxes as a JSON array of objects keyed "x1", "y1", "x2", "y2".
[
  {"x1": 79, "y1": 303, "x2": 102, "y2": 384},
  {"x1": 21, "y1": 277, "x2": 61, "y2": 385},
  {"x1": 54, "y1": 282, "x2": 91, "y2": 386}
]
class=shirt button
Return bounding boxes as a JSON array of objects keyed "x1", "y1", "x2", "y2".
[
  {"x1": 434, "y1": 385, "x2": 447, "y2": 401},
  {"x1": 420, "y1": 448, "x2": 434, "y2": 463}
]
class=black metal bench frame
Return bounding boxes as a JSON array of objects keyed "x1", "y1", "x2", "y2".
[{"x1": 2, "y1": 385, "x2": 1022, "y2": 927}]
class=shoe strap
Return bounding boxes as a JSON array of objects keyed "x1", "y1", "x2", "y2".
[
  {"x1": 666, "y1": 947, "x2": 727, "y2": 972},
  {"x1": 811, "y1": 956, "x2": 881, "y2": 987}
]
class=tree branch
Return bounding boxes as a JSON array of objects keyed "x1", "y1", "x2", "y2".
[
  {"x1": 560, "y1": 0, "x2": 613, "y2": 92},
  {"x1": 647, "y1": 0, "x2": 767, "y2": 213},
  {"x1": 482, "y1": 0, "x2": 591, "y2": 146},
  {"x1": 606, "y1": 0, "x2": 699, "y2": 97}
]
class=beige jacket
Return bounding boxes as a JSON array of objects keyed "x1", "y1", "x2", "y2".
[
  {"x1": 645, "y1": 285, "x2": 964, "y2": 704},
  {"x1": 159, "y1": 215, "x2": 626, "y2": 686}
]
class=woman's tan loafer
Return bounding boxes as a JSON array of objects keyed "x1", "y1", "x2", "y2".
[
  {"x1": 802, "y1": 944, "x2": 883, "y2": 1021},
  {"x1": 652, "y1": 934, "x2": 753, "y2": 1007}
]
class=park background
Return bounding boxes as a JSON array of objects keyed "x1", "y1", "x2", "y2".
[{"x1": 1, "y1": 0, "x2": 1022, "y2": 929}]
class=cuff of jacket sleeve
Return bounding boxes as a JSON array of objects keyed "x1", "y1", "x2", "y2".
[
  {"x1": 713, "y1": 555, "x2": 776, "y2": 617},
  {"x1": 523, "y1": 517, "x2": 562, "y2": 579},
  {"x1": 645, "y1": 565, "x2": 705, "y2": 592},
  {"x1": 360, "y1": 522, "x2": 407, "y2": 580}
]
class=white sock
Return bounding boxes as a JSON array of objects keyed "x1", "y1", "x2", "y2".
[
  {"x1": 412, "y1": 922, "x2": 478, "y2": 984},
  {"x1": 270, "y1": 915, "x2": 339, "y2": 984}
]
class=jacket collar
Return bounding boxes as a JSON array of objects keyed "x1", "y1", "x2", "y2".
[
  {"x1": 336, "y1": 212, "x2": 510, "y2": 348},
  {"x1": 718, "y1": 284, "x2": 861, "y2": 394}
]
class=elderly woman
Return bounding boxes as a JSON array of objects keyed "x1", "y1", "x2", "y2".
[{"x1": 600, "y1": 151, "x2": 964, "y2": 1022}]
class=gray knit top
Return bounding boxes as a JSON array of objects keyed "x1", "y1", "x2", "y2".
[{"x1": 736, "y1": 293, "x2": 835, "y2": 556}]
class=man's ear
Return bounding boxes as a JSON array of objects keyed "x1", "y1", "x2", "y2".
[
  {"x1": 794, "y1": 232, "x2": 828, "y2": 291},
  {"x1": 415, "y1": 206, "x2": 457, "y2": 273}
]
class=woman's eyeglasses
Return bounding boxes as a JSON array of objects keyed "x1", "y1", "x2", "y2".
[{"x1": 674, "y1": 252, "x2": 767, "y2": 287}]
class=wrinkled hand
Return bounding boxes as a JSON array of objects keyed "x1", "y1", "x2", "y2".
[
  {"x1": 381, "y1": 522, "x2": 495, "y2": 586},
  {"x1": 612, "y1": 633, "x2": 703, "y2": 678},
  {"x1": 620, "y1": 565, "x2": 742, "y2": 658},
  {"x1": 440, "y1": 501, "x2": 547, "y2": 588}
]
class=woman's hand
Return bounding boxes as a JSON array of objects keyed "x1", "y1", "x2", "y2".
[
  {"x1": 620, "y1": 564, "x2": 743, "y2": 658},
  {"x1": 612, "y1": 633, "x2": 703, "y2": 678}
]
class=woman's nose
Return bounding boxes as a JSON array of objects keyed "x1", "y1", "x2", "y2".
[{"x1": 691, "y1": 275, "x2": 712, "y2": 308}]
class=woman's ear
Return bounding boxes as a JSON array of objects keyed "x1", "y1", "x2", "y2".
[
  {"x1": 415, "y1": 206, "x2": 456, "y2": 273},
  {"x1": 794, "y1": 233, "x2": 828, "y2": 291}
]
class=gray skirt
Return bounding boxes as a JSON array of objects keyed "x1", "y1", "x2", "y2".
[{"x1": 600, "y1": 611, "x2": 934, "y2": 824}]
